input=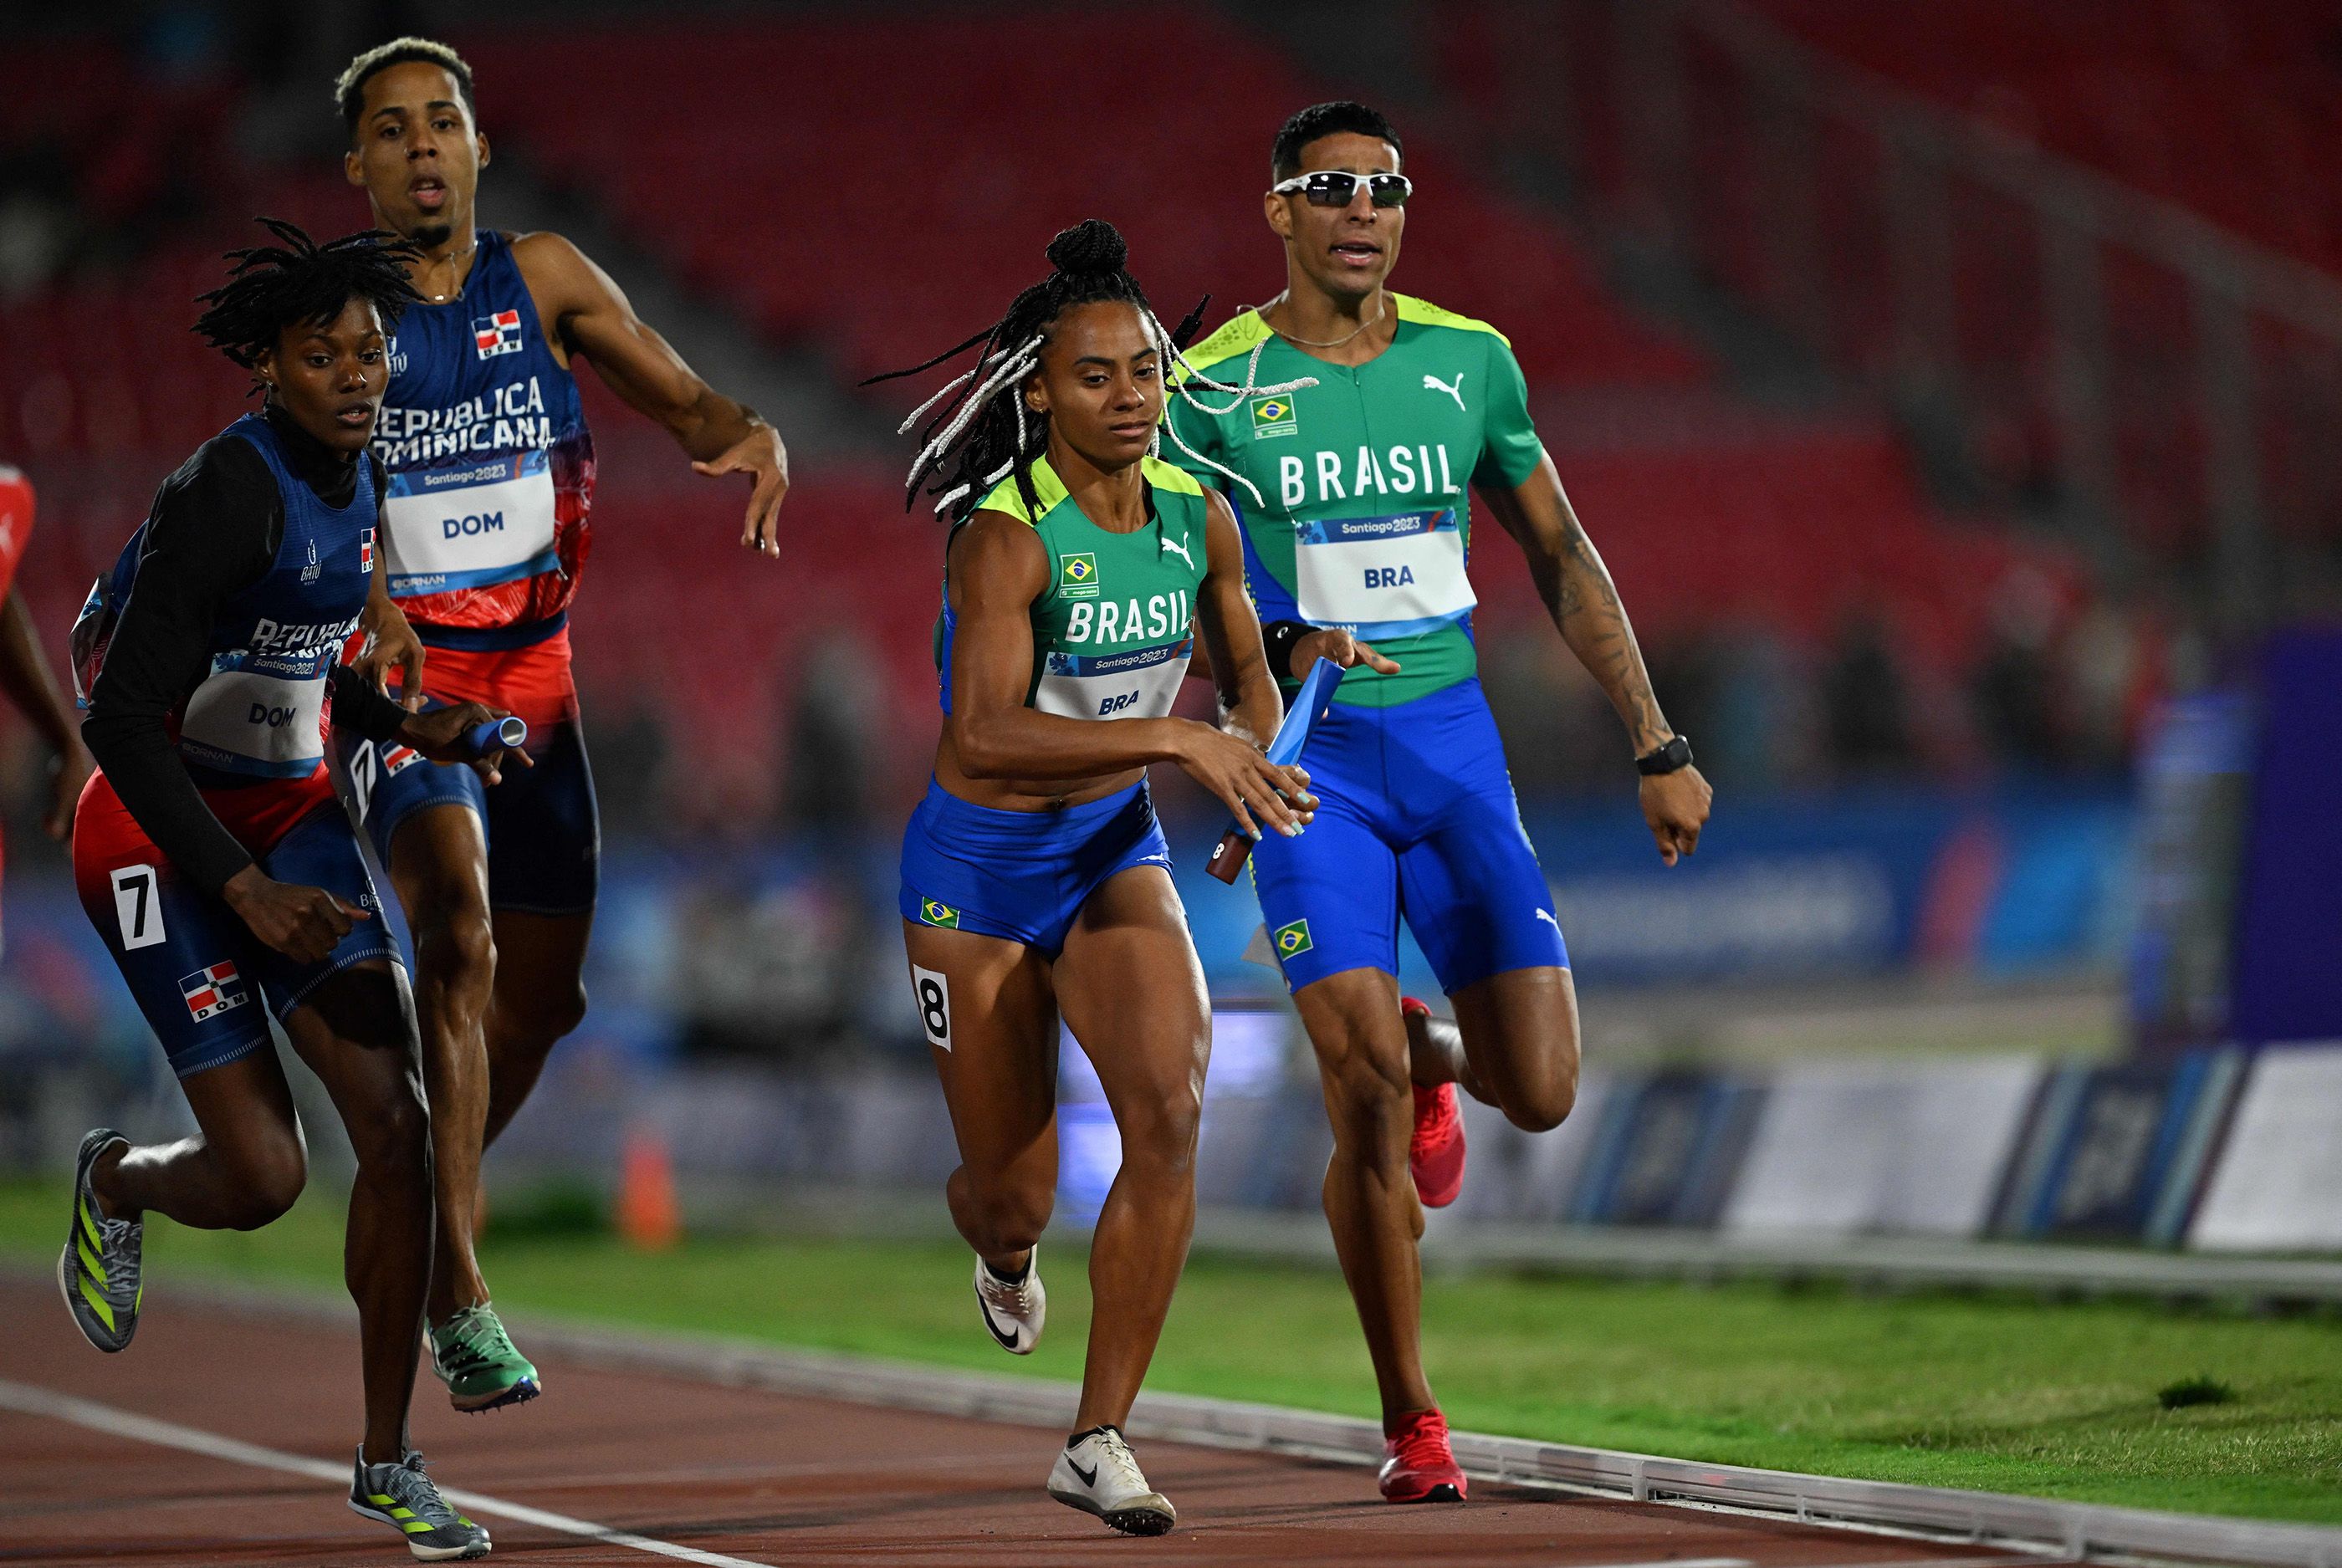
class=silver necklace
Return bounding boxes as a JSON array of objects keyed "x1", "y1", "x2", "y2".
[
  {"x1": 1258, "y1": 289, "x2": 1388, "y2": 349},
  {"x1": 417, "y1": 242, "x2": 477, "y2": 304}
]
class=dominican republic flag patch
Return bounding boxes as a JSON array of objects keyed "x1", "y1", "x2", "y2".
[
  {"x1": 382, "y1": 743, "x2": 422, "y2": 777},
  {"x1": 359, "y1": 526, "x2": 375, "y2": 571},
  {"x1": 472, "y1": 308, "x2": 524, "y2": 359},
  {"x1": 179, "y1": 962, "x2": 249, "y2": 1023}
]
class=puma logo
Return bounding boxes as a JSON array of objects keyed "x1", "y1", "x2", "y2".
[
  {"x1": 1159, "y1": 534, "x2": 1195, "y2": 569},
  {"x1": 1535, "y1": 908, "x2": 1561, "y2": 931},
  {"x1": 1423, "y1": 372, "x2": 1466, "y2": 411}
]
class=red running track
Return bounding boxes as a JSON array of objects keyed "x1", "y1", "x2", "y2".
[{"x1": 0, "y1": 1277, "x2": 2034, "y2": 1568}]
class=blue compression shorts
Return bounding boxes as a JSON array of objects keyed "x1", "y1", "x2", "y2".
[
  {"x1": 898, "y1": 777, "x2": 1172, "y2": 958},
  {"x1": 337, "y1": 712, "x2": 600, "y2": 917},
  {"x1": 1251, "y1": 677, "x2": 1567, "y2": 995},
  {"x1": 79, "y1": 803, "x2": 401, "y2": 1079}
]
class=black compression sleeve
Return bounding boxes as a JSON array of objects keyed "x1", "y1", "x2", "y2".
[
  {"x1": 81, "y1": 439, "x2": 281, "y2": 897},
  {"x1": 1260, "y1": 620, "x2": 1312, "y2": 682},
  {"x1": 327, "y1": 665, "x2": 413, "y2": 745}
]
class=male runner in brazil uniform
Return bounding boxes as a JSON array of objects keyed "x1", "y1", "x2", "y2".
[
  {"x1": 329, "y1": 37, "x2": 791, "y2": 1411},
  {"x1": 0, "y1": 461, "x2": 94, "y2": 945},
  {"x1": 1168, "y1": 103, "x2": 1713, "y2": 1503}
]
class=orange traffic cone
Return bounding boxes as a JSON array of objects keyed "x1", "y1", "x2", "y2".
[{"x1": 616, "y1": 1124, "x2": 682, "y2": 1251}]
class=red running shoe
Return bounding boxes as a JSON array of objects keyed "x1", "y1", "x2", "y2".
[
  {"x1": 1379, "y1": 1407, "x2": 1468, "y2": 1503},
  {"x1": 1403, "y1": 999, "x2": 1466, "y2": 1208}
]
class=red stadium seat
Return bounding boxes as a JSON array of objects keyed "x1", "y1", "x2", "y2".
[{"x1": 0, "y1": 8, "x2": 2089, "y2": 818}]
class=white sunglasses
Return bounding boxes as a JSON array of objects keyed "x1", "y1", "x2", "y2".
[{"x1": 1271, "y1": 171, "x2": 1414, "y2": 208}]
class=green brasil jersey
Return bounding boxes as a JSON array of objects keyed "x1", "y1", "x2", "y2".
[
  {"x1": 939, "y1": 454, "x2": 1209, "y2": 722},
  {"x1": 1167, "y1": 294, "x2": 1544, "y2": 707}
]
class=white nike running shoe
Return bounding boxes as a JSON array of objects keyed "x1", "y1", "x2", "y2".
[
  {"x1": 972, "y1": 1246, "x2": 1046, "y2": 1355},
  {"x1": 1048, "y1": 1425, "x2": 1175, "y2": 1535}
]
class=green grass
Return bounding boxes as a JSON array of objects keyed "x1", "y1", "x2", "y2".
[{"x1": 7, "y1": 1181, "x2": 2339, "y2": 1523}]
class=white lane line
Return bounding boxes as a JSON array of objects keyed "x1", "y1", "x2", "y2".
[
  {"x1": 0, "y1": 1377, "x2": 771, "y2": 1568},
  {"x1": 1561, "y1": 1559, "x2": 1754, "y2": 1568}
]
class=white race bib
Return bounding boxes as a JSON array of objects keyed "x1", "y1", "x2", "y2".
[
  {"x1": 1293, "y1": 508, "x2": 1475, "y2": 640},
  {"x1": 383, "y1": 449, "x2": 559, "y2": 596},
  {"x1": 1034, "y1": 638, "x2": 1193, "y2": 722},
  {"x1": 177, "y1": 666, "x2": 329, "y2": 776}
]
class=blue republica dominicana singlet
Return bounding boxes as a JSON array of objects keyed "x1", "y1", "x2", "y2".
[
  {"x1": 74, "y1": 412, "x2": 398, "y2": 1078},
  {"x1": 83, "y1": 412, "x2": 377, "y2": 784},
  {"x1": 345, "y1": 228, "x2": 603, "y2": 917},
  {"x1": 371, "y1": 227, "x2": 593, "y2": 728},
  {"x1": 1165, "y1": 297, "x2": 1569, "y2": 993}
]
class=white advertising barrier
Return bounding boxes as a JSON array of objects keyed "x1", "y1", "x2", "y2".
[
  {"x1": 2189, "y1": 1042, "x2": 2342, "y2": 1252},
  {"x1": 1723, "y1": 1055, "x2": 2045, "y2": 1238}
]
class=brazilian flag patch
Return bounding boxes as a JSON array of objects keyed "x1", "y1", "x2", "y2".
[
  {"x1": 1250, "y1": 395, "x2": 1297, "y2": 440},
  {"x1": 1060, "y1": 552, "x2": 1099, "y2": 600},
  {"x1": 1272, "y1": 918, "x2": 1313, "y2": 958},
  {"x1": 918, "y1": 898, "x2": 962, "y2": 930}
]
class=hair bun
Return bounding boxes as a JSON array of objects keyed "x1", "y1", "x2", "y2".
[{"x1": 1046, "y1": 219, "x2": 1127, "y2": 278}]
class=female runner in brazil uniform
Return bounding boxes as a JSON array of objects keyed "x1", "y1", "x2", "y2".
[
  {"x1": 879, "y1": 221, "x2": 1314, "y2": 1535},
  {"x1": 59, "y1": 223, "x2": 521, "y2": 1562}
]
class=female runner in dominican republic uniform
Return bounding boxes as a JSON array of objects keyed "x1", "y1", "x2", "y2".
[
  {"x1": 883, "y1": 222, "x2": 1312, "y2": 1538},
  {"x1": 56, "y1": 222, "x2": 521, "y2": 1562}
]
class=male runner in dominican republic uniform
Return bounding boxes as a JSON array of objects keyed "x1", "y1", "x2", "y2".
[
  {"x1": 328, "y1": 36, "x2": 790, "y2": 1412},
  {"x1": 60, "y1": 222, "x2": 519, "y2": 1560},
  {"x1": 0, "y1": 462, "x2": 94, "y2": 947},
  {"x1": 887, "y1": 221, "x2": 1309, "y2": 1536},
  {"x1": 1168, "y1": 102, "x2": 1713, "y2": 1504}
]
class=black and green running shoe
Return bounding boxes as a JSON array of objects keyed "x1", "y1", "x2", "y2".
[
  {"x1": 428, "y1": 1304, "x2": 541, "y2": 1413},
  {"x1": 349, "y1": 1448, "x2": 491, "y2": 1560},
  {"x1": 58, "y1": 1128, "x2": 141, "y2": 1353}
]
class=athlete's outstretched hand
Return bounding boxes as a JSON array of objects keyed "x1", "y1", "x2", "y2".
[
  {"x1": 355, "y1": 597, "x2": 427, "y2": 711},
  {"x1": 398, "y1": 701, "x2": 534, "y2": 787},
  {"x1": 1291, "y1": 628, "x2": 1401, "y2": 680},
  {"x1": 1641, "y1": 765, "x2": 1712, "y2": 866},
  {"x1": 222, "y1": 866, "x2": 370, "y2": 966},
  {"x1": 1174, "y1": 722, "x2": 1317, "y2": 840},
  {"x1": 696, "y1": 422, "x2": 790, "y2": 559}
]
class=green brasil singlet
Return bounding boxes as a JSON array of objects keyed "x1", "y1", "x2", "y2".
[
  {"x1": 1166, "y1": 294, "x2": 1545, "y2": 707},
  {"x1": 939, "y1": 454, "x2": 1211, "y2": 722}
]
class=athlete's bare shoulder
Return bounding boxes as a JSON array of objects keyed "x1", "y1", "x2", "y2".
[
  {"x1": 505, "y1": 228, "x2": 585, "y2": 268},
  {"x1": 504, "y1": 231, "x2": 620, "y2": 320},
  {"x1": 953, "y1": 508, "x2": 1046, "y2": 560},
  {"x1": 506, "y1": 230, "x2": 586, "y2": 274},
  {"x1": 949, "y1": 508, "x2": 1049, "y2": 595}
]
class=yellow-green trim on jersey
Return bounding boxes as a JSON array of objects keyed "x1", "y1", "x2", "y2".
[
  {"x1": 969, "y1": 452, "x2": 1206, "y2": 524},
  {"x1": 936, "y1": 455, "x2": 1208, "y2": 720},
  {"x1": 1169, "y1": 294, "x2": 1545, "y2": 707}
]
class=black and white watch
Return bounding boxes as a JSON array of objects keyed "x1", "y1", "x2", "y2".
[{"x1": 1636, "y1": 735, "x2": 1694, "y2": 776}]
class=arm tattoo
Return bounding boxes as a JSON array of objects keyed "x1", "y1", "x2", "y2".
[{"x1": 1551, "y1": 514, "x2": 1670, "y2": 750}]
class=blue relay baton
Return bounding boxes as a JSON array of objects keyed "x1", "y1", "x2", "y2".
[
  {"x1": 1205, "y1": 656, "x2": 1343, "y2": 884},
  {"x1": 462, "y1": 715, "x2": 529, "y2": 759}
]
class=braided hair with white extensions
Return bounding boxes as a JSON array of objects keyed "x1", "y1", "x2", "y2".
[{"x1": 865, "y1": 219, "x2": 1316, "y2": 520}]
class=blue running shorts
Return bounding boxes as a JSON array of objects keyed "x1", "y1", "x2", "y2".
[
  {"x1": 1250, "y1": 677, "x2": 1567, "y2": 995},
  {"x1": 338, "y1": 712, "x2": 600, "y2": 917},
  {"x1": 79, "y1": 803, "x2": 402, "y2": 1079},
  {"x1": 899, "y1": 777, "x2": 1173, "y2": 958}
]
